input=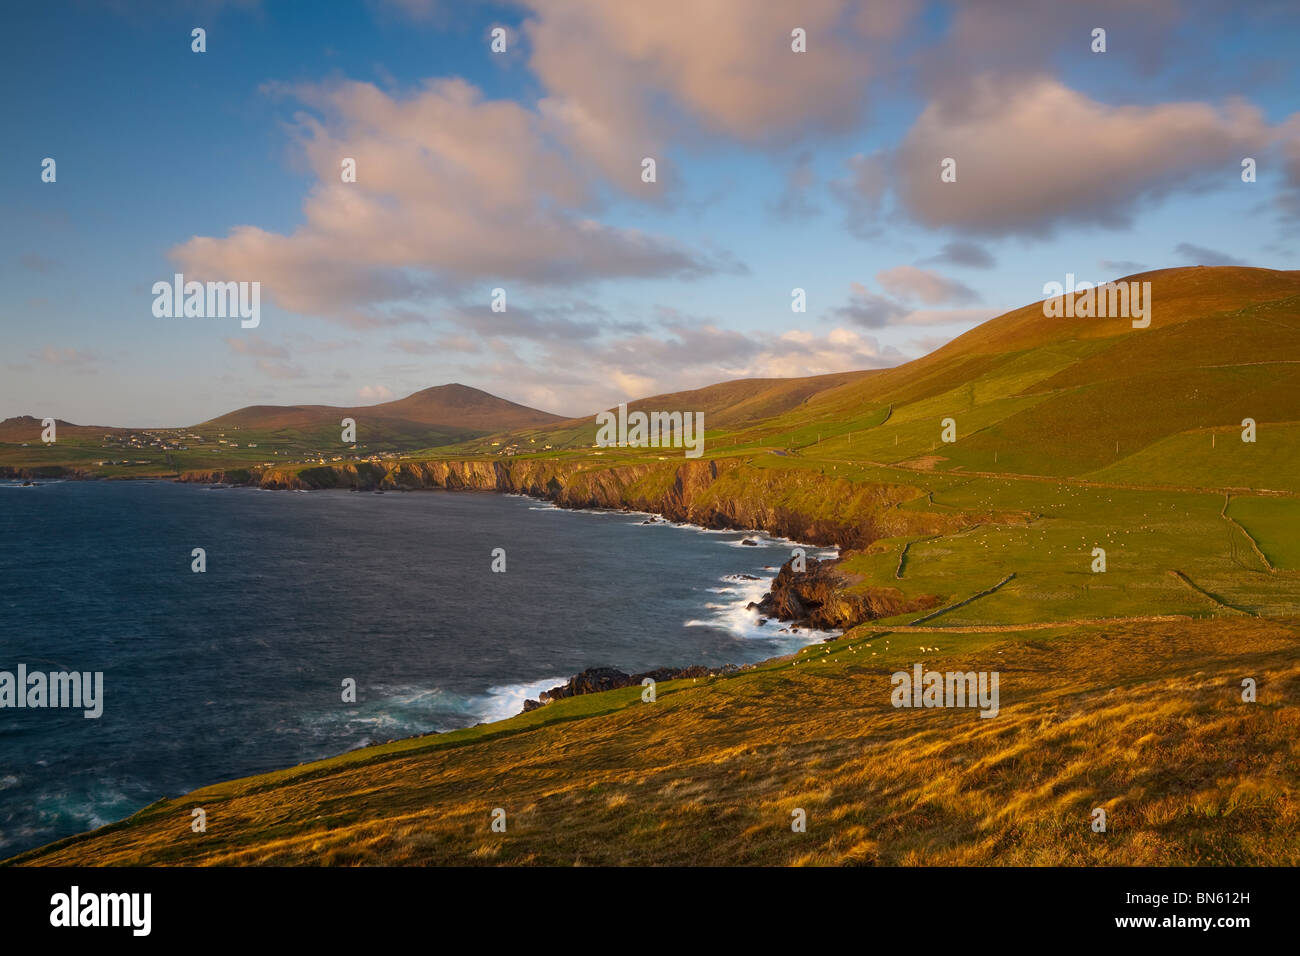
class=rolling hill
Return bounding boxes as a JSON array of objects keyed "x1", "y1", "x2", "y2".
[
  {"x1": 0, "y1": 384, "x2": 567, "y2": 474},
  {"x1": 201, "y1": 382, "x2": 564, "y2": 433},
  {"x1": 666, "y1": 265, "x2": 1300, "y2": 489},
  {"x1": 0, "y1": 416, "x2": 126, "y2": 443},
  {"x1": 194, "y1": 383, "x2": 567, "y2": 451},
  {"x1": 455, "y1": 370, "x2": 885, "y2": 453},
  {"x1": 11, "y1": 265, "x2": 1295, "y2": 478},
  {"x1": 456, "y1": 266, "x2": 1300, "y2": 474}
]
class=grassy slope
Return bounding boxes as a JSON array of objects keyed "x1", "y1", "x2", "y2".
[{"x1": 13, "y1": 617, "x2": 1298, "y2": 866}]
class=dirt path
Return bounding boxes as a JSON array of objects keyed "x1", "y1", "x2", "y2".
[{"x1": 1221, "y1": 494, "x2": 1277, "y2": 573}]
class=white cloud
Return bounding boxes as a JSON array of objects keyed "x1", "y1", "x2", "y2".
[{"x1": 172, "y1": 78, "x2": 724, "y2": 327}]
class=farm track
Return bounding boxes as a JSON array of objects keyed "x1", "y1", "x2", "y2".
[{"x1": 1221, "y1": 494, "x2": 1278, "y2": 573}]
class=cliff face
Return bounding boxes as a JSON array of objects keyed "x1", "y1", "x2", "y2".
[{"x1": 178, "y1": 456, "x2": 970, "y2": 549}]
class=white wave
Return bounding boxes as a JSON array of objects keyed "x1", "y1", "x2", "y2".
[
  {"x1": 507, "y1": 494, "x2": 838, "y2": 558},
  {"x1": 683, "y1": 573, "x2": 837, "y2": 653},
  {"x1": 299, "y1": 673, "x2": 572, "y2": 745},
  {"x1": 476, "y1": 675, "x2": 569, "y2": 723}
]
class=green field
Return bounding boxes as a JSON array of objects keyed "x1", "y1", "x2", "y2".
[{"x1": 1227, "y1": 496, "x2": 1300, "y2": 570}]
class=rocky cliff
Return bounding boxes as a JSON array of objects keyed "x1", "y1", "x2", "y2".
[{"x1": 178, "y1": 455, "x2": 971, "y2": 549}]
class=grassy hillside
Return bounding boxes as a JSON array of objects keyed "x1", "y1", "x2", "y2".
[{"x1": 13, "y1": 616, "x2": 1297, "y2": 866}]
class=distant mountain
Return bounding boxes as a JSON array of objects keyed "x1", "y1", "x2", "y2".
[
  {"x1": 0, "y1": 416, "x2": 125, "y2": 442},
  {"x1": 200, "y1": 383, "x2": 563, "y2": 432},
  {"x1": 376, "y1": 383, "x2": 566, "y2": 430},
  {"x1": 0, "y1": 385, "x2": 565, "y2": 453}
]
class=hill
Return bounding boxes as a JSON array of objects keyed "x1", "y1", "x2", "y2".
[
  {"x1": 12, "y1": 615, "x2": 1298, "y2": 865},
  {"x1": 0, "y1": 384, "x2": 567, "y2": 477},
  {"x1": 459, "y1": 370, "x2": 885, "y2": 453},
  {"x1": 0, "y1": 416, "x2": 125, "y2": 443},
  {"x1": 452, "y1": 266, "x2": 1300, "y2": 474},
  {"x1": 689, "y1": 265, "x2": 1300, "y2": 487},
  {"x1": 201, "y1": 383, "x2": 564, "y2": 433}
]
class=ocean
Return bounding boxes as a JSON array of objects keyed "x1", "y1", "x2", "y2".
[{"x1": 0, "y1": 479, "x2": 834, "y2": 857}]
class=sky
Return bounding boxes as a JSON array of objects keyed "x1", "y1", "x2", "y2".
[{"x1": 2, "y1": 0, "x2": 1299, "y2": 425}]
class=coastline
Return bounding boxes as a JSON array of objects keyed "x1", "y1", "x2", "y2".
[
  {"x1": 0, "y1": 477, "x2": 851, "y2": 857},
  {"x1": 3, "y1": 459, "x2": 936, "y2": 681},
  {"x1": 0, "y1": 455, "x2": 947, "y2": 852}
]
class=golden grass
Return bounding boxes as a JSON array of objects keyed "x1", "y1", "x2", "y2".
[{"x1": 11, "y1": 617, "x2": 1298, "y2": 867}]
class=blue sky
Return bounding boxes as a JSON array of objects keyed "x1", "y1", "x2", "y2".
[{"x1": 2, "y1": 0, "x2": 1298, "y2": 424}]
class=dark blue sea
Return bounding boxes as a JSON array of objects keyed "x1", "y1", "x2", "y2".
[{"x1": 0, "y1": 479, "x2": 834, "y2": 857}]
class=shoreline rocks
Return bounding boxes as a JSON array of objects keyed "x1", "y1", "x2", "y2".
[{"x1": 754, "y1": 555, "x2": 941, "y2": 630}]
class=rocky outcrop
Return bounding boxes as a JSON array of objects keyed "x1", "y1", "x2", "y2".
[
  {"x1": 0, "y1": 465, "x2": 95, "y2": 480},
  {"x1": 520, "y1": 663, "x2": 742, "y2": 713},
  {"x1": 756, "y1": 555, "x2": 940, "y2": 629}
]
